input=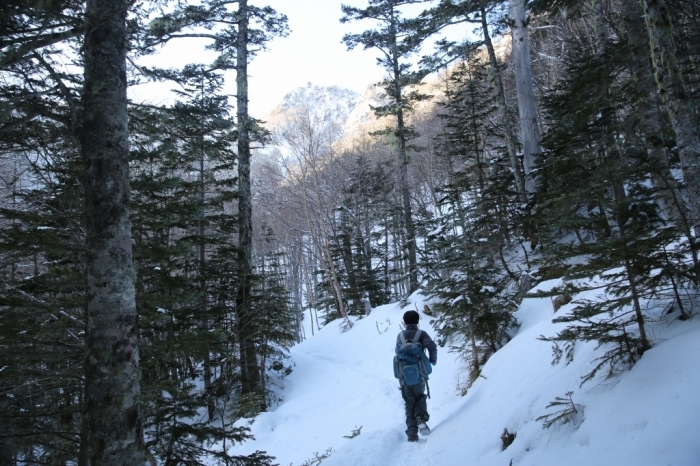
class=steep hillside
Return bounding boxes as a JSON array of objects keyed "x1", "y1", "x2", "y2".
[{"x1": 229, "y1": 285, "x2": 700, "y2": 466}]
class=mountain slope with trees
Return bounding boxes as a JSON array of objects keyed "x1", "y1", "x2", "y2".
[{"x1": 1, "y1": 0, "x2": 700, "y2": 463}]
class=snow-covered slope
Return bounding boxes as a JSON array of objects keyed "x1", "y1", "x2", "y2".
[{"x1": 229, "y1": 286, "x2": 700, "y2": 466}]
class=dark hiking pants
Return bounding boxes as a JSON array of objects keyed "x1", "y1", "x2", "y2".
[{"x1": 401, "y1": 381, "x2": 429, "y2": 436}]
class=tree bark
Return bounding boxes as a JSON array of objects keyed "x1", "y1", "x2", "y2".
[
  {"x1": 236, "y1": 0, "x2": 264, "y2": 411},
  {"x1": 509, "y1": 0, "x2": 541, "y2": 195},
  {"x1": 390, "y1": 10, "x2": 418, "y2": 294},
  {"x1": 621, "y1": 0, "x2": 687, "y2": 226},
  {"x1": 302, "y1": 258, "x2": 315, "y2": 336},
  {"x1": 481, "y1": 7, "x2": 527, "y2": 203},
  {"x1": 642, "y1": 0, "x2": 700, "y2": 235},
  {"x1": 198, "y1": 90, "x2": 215, "y2": 421},
  {"x1": 79, "y1": 0, "x2": 148, "y2": 464}
]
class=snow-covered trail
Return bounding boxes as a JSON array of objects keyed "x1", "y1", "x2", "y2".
[
  {"x1": 230, "y1": 293, "x2": 469, "y2": 466},
  {"x1": 229, "y1": 287, "x2": 700, "y2": 466}
]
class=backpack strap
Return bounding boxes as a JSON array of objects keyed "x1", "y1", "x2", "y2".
[
  {"x1": 399, "y1": 331, "x2": 407, "y2": 345},
  {"x1": 399, "y1": 329, "x2": 423, "y2": 343},
  {"x1": 413, "y1": 329, "x2": 422, "y2": 343}
]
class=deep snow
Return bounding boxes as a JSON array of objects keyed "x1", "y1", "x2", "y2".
[{"x1": 229, "y1": 283, "x2": 700, "y2": 466}]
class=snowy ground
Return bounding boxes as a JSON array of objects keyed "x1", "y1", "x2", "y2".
[{"x1": 228, "y1": 283, "x2": 700, "y2": 466}]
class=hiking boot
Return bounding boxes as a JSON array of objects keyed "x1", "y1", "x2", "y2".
[
  {"x1": 407, "y1": 434, "x2": 419, "y2": 442},
  {"x1": 416, "y1": 417, "x2": 430, "y2": 436}
]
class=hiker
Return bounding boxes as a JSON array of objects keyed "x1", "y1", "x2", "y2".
[{"x1": 394, "y1": 310, "x2": 437, "y2": 442}]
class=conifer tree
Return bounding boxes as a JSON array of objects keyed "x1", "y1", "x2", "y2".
[
  {"x1": 329, "y1": 154, "x2": 395, "y2": 313},
  {"x1": 80, "y1": 0, "x2": 147, "y2": 462},
  {"x1": 129, "y1": 67, "x2": 254, "y2": 464},
  {"x1": 0, "y1": 120, "x2": 85, "y2": 464},
  {"x1": 424, "y1": 50, "x2": 517, "y2": 378},
  {"x1": 341, "y1": 0, "x2": 433, "y2": 294},
  {"x1": 421, "y1": 0, "x2": 527, "y2": 203},
  {"x1": 0, "y1": 1, "x2": 287, "y2": 461},
  {"x1": 535, "y1": 33, "x2": 696, "y2": 381},
  {"x1": 0, "y1": 0, "x2": 84, "y2": 70},
  {"x1": 1, "y1": 3, "x2": 86, "y2": 463},
  {"x1": 141, "y1": 0, "x2": 289, "y2": 414}
]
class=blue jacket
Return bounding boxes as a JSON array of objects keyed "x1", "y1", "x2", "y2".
[{"x1": 397, "y1": 324, "x2": 438, "y2": 364}]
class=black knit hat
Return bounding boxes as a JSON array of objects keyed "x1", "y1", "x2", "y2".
[{"x1": 403, "y1": 310, "x2": 420, "y2": 325}]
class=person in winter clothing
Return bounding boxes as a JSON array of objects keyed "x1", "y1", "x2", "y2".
[{"x1": 397, "y1": 310, "x2": 437, "y2": 441}]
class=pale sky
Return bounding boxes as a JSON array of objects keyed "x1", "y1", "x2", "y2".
[
  {"x1": 246, "y1": 0, "x2": 385, "y2": 118},
  {"x1": 129, "y1": 1, "x2": 464, "y2": 120},
  {"x1": 131, "y1": 1, "x2": 387, "y2": 119}
]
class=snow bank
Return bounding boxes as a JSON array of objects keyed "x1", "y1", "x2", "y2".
[{"x1": 229, "y1": 286, "x2": 700, "y2": 466}]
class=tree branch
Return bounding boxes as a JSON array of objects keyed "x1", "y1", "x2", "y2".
[{"x1": 0, "y1": 26, "x2": 84, "y2": 69}]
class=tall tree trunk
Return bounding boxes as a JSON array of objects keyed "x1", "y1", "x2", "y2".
[
  {"x1": 199, "y1": 104, "x2": 215, "y2": 421},
  {"x1": 509, "y1": 0, "x2": 541, "y2": 194},
  {"x1": 468, "y1": 311, "x2": 480, "y2": 381},
  {"x1": 390, "y1": 10, "x2": 418, "y2": 294},
  {"x1": 236, "y1": 0, "x2": 264, "y2": 411},
  {"x1": 79, "y1": 0, "x2": 147, "y2": 464},
  {"x1": 624, "y1": 255, "x2": 651, "y2": 353},
  {"x1": 481, "y1": 7, "x2": 527, "y2": 203},
  {"x1": 642, "y1": 0, "x2": 700, "y2": 235},
  {"x1": 302, "y1": 258, "x2": 316, "y2": 336},
  {"x1": 593, "y1": 0, "x2": 629, "y2": 227},
  {"x1": 621, "y1": 0, "x2": 687, "y2": 226},
  {"x1": 340, "y1": 209, "x2": 359, "y2": 307}
]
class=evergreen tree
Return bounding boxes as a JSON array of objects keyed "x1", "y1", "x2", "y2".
[
  {"x1": 342, "y1": 0, "x2": 433, "y2": 294},
  {"x1": 0, "y1": 123, "x2": 85, "y2": 464},
  {"x1": 80, "y1": 0, "x2": 149, "y2": 462},
  {"x1": 331, "y1": 154, "x2": 395, "y2": 312},
  {"x1": 140, "y1": 0, "x2": 289, "y2": 415},
  {"x1": 421, "y1": 0, "x2": 528, "y2": 204},
  {"x1": 0, "y1": 3, "x2": 85, "y2": 462},
  {"x1": 130, "y1": 66, "x2": 251, "y2": 464},
  {"x1": 535, "y1": 32, "x2": 696, "y2": 383},
  {"x1": 0, "y1": 1, "x2": 286, "y2": 461},
  {"x1": 424, "y1": 51, "x2": 518, "y2": 381}
]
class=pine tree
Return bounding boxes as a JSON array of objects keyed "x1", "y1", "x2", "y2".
[
  {"x1": 140, "y1": 0, "x2": 289, "y2": 415},
  {"x1": 342, "y1": 0, "x2": 433, "y2": 294},
  {"x1": 1, "y1": 3, "x2": 86, "y2": 462},
  {"x1": 535, "y1": 32, "x2": 696, "y2": 383},
  {"x1": 0, "y1": 0, "x2": 288, "y2": 462},
  {"x1": 422, "y1": 0, "x2": 527, "y2": 203},
  {"x1": 80, "y1": 0, "x2": 149, "y2": 462},
  {"x1": 424, "y1": 51, "x2": 518, "y2": 380},
  {"x1": 331, "y1": 154, "x2": 395, "y2": 312},
  {"x1": 129, "y1": 67, "x2": 243, "y2": 463},
  {"x1": 0, "y1": 124, "x2": 85, "y2": 464}
]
